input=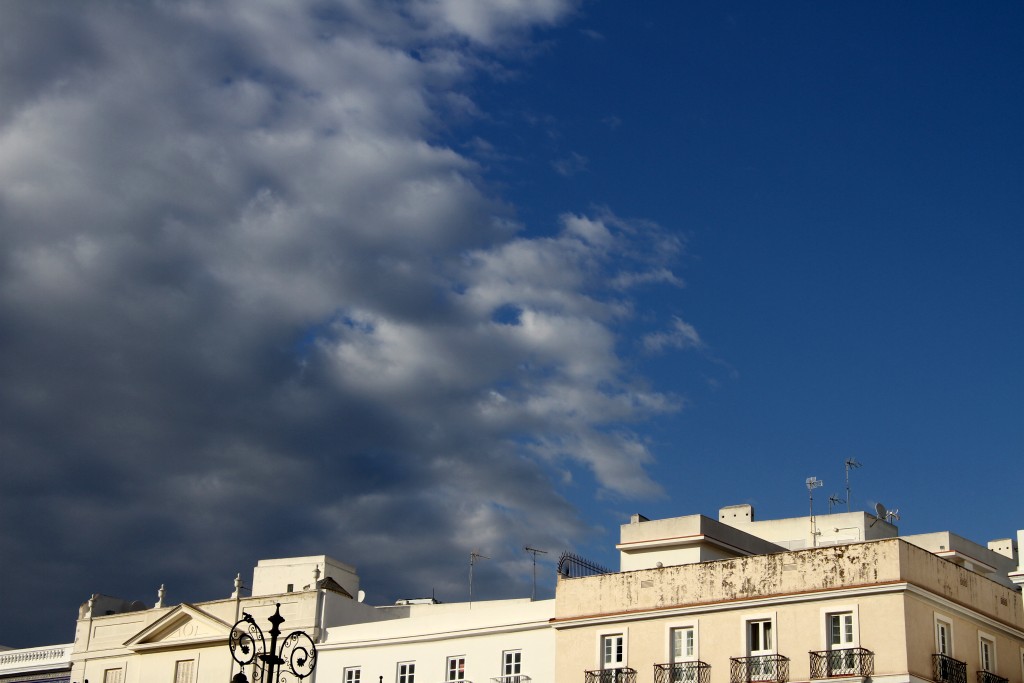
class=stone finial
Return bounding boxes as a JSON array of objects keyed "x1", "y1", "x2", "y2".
[
  {"x1": 232, "y1": 573, "x2": 242, "y2": 599},
  {"x1": 313, "y1": 565, "x2": 321, "y2": 583},
  {"x1": 155, "y1": 584, "x2": 166, "y2": 608}
]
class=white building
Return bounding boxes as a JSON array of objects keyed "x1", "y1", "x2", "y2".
[{"x1": 0, "y1": 643, "x2": 72, "y2": 683}]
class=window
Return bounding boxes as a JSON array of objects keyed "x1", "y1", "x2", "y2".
[
  {"x1": 936, "y1": 619, "x2": 952, "y2": 656},
  {"x1": 672, "y1": 627, "x2": 696, "y2": 662},
  {"x1": 398, "y1": 662, "x2": 415, "y2": 683},
  {"x1": 345, "y1": 667, "x2": 362, "y2": 683},
  {"x1": 827, "y1": 613, "x2": 856, "y2": 673},
  {"x1": 749, "y1": 620, "x2": 773, "y2": 655},
  {"x1": 747, "y1": 619, "x2": 775, "y2": 681},
  {"x1": 980, "y1": 636, "x2": 996, "y2": 673},
  {"x1": 603, "y1": 634, "x2": 625, "y2": 668},
  {"x1": 103, "y1": 669, "x2": 124, "y2": 683},
  {"x1": 829, "y1": 613, "x2": 854, "y2": 648},
  {"x1": 670, "y1": 625, "x2": 698, "y2": 681},
  {"x1": 447, "y1": 656, "x2": 466, "y2": 682},
  {"x1": 502, "y1": 650, "x2": 522, "y2": 677},
  {"x1": 174, "y1": 659, "x2": 194, "y2": 683}
]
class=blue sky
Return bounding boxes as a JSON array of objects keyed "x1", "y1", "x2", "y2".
[
  {"x1": 0, "y1": 1, "x2": 1021, "y2": 648},
  {"x1": 461, "y1": 2, "x2": 1024, "y2": 561}
]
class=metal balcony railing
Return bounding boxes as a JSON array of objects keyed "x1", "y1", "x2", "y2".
[
  {"x1": 654, "y1": 661, "x2": 711, "y2": 683},
  {"x1": 585, "y1": 667, "x2": 638, "y2": 683},
  {"x1": 730, "y1": 655, "x2": 790, "y2": 683},
  {"x1": 491, "y1": 676, "x2": 531, "y2": 683},
  {"x1": 809, "y1": 648, "x2": 875, "y2": 678},
  {"x1": 978, "y1": 672, "x2": 1008, "y2": 683},
  {"x1": 933, "y1": 654, "x2": 967, "y2": 683}
]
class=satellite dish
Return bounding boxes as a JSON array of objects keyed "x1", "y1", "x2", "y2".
[
  {"x1": 357, "y1": 590, "x2": 365, "y2": 603},
  {"x1": 874, "y1": 502, "x2": 887, "y2": 519}
]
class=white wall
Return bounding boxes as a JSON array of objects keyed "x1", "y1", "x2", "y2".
[{"x1": 318, "y1": 598, "x2": 555, "y2": 683}]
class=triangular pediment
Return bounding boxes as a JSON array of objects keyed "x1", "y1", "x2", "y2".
[{"x1": 125, "y1": 603, "x2": 232, "y2": 651}]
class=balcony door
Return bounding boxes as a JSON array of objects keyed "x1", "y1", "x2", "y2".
[
  {"x1": 828, "y1": 613, "x2": 856, "y2": 674},
  {"x1": 748, "y1": 620, "x2": 774, "y2": 681}
]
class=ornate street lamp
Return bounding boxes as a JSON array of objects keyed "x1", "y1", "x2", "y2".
[{"x1": 229, "y1": 603, "x2": 317, "y2": 682}]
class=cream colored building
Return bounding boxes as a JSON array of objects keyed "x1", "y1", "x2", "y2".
[
  {"x1": 555, "y1": 507, "x2": 1024, "y2": 683},
  {"x1": 69, "y1": 555, "x2": 363, "y2": 683},
  {"x1": 63, "y1": 553, "x2": 554, "y2": 683},
  {"x1": 12, "y1": 504, "x2": 1024, "y2": 683}
]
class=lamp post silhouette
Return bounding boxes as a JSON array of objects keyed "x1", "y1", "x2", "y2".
[{"x1": 229, "y1": 603, "x2": 317, "y2": 682}]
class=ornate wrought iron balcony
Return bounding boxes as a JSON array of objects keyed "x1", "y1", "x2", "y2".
[
  {"x1": 654, "y1": 661, "x2": 711, "y2": 683},
  {"x1": 730, "y1": 655, "x2": 790, "y2": 683},
  {"x1": 978, "y1": 672, "x2": 1008, "y2": 683},
  {"x1": 933, "y1": 654, "x2": 967, "y2": 683},
  {"x1": 491, "y1": 676, "x2": 531, "y2": 683},
  {"x1": 809, "y1": 648, "x2": 875, "y2": 678},
  {"x1": 585, "y1": 667, "x2": 638, "y2": 683}
]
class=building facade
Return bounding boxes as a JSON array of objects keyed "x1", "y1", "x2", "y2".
[
  {"x1": 555, "y1": 507, "x2": 1024, "y2": 683},
  {"x1": 8, "y1": 504, "x2": 1024, "y2": 683}
]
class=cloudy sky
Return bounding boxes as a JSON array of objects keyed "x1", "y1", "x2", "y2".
[{"x1": 1, "y1": 2, "x2": 1021, "y2": 647}]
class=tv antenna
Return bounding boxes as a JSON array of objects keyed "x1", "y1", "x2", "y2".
[
  {"x1": 469, "y1": 551, "x2": 489, "y2": 606},
  {"x1": 806, "y1": 477, "x2": 823, "y2": 546},
  {"x1": 524, "y1": 546, "x2": 548, "y2": 601},
  {"x1": 844, "y1": 458, "x2": 862, "y2": 512},
  {"x1": 828, "y1": 494, "x2": 845, "y2": 514}
]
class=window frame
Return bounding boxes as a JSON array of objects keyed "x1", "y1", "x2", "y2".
[
  {"x1": 935, "y1": 615, "x2": 953, "y2": 657},
  {"x1": 979, "y1": 633, "x2": 997, "y2": 673},
  {"x1": 397, "y1": 661, "x2": 416, "y2": 683},
  {"x1": 103, "y1": 668, "x2": 125, "y2": 683},
  {"x1": 596, "y1": 628, "x2": 628, "y2": 670},
  {"x1": 344, "y1": 666, "x2": 362, "y2": 683},
  {"x1": 173, "y1": 659, "x2": 195, "y2": 683},
  {"x1": 820, "y1": 605, "x2": 859, "y2": 651},
  {"x1": 502, "y1": 650, "x2": 522, "y2": 677},
  {"x1": 446, "y1": 655, "x2": 467, "y2": 682},
  {"x1": 743, "y1": 613, "x2": 777, "y2": 657},
  {"x1": 665, "y1": 621, "x2": 699, "y2": 664}
]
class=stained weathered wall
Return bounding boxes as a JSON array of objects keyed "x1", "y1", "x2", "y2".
[{"x1": 559, "y1": 539, "x2": 904, "y2": 620}]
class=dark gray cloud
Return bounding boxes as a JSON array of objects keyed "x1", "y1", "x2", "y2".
[{"x1": 0, "y1": 0, "x2": 683, "y2": 647}]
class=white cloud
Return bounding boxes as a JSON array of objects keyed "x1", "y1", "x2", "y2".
[
  {"x1": 0, "y1": 0, "x2": 686, "y2": 647},
  {"x1": 552, "y1": 150, "x2": 589, "y2": 176},
  {"x1": 644, "y1": 316, "x2": 704, "y2": 353}
]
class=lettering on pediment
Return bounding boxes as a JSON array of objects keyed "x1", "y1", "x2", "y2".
[{"x1": 162, "y1": 616, "x2": 217, "y2": 642}]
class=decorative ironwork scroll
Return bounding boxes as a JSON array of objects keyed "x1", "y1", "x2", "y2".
[{"x1": 228, "y1": 604, "x2": 317, "y2": 682}]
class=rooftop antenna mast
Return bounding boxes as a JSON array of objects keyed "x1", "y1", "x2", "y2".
[
  {"x1": 844, "y1": 458, "x2": 862, "y2": 512},
  {"x1": 828, "y1": 494, "x2": 845, "y2": 514},
  {"x1": 469, "y1": 551, "x2": 489, "y2": 606},
  {"x1": 524, "y1": 546, "x2": 548, "y2": 601},
  {"x1": 806, "y1": 476, "x2": 823, "y2": 546}
]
